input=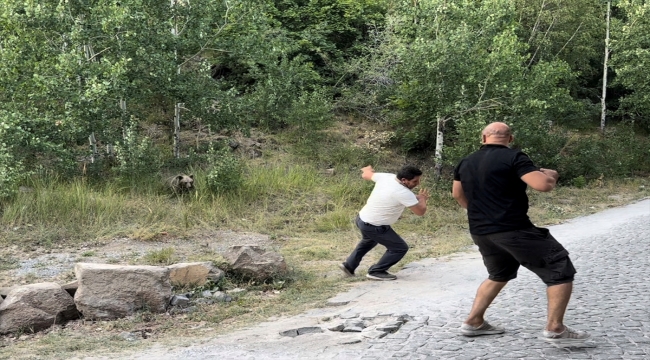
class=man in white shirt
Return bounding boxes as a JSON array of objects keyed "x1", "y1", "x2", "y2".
[{"x1": 339, "y1": 165, "x2": 430, "y2": 280}]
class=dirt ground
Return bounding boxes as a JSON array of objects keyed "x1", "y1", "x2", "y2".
[{"x1": 0, "y1": 230, "x2": 274, "y2": 290}]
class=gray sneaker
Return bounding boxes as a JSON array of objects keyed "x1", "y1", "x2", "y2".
[
  {"x1": 543, "y1": 326, "x2": 591, "y2": 348},
  {"x1": 366, "y1": 271, "x2": 397, "y2": 281},
  {"x1": 338, "y1": 263, "x2": 355, "y2": 277},
  {"x1": 460, "y1": 321, "x2": 505, "y2": 336}
]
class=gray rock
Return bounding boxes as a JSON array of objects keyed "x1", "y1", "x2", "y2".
[
  {"x1": 360, "y1": 312, "x2": 378, "y2": 320},
  {"x1": 170, "y1": 295, "x2": 190, "y2": 307},
  {"x1": 338, "y1": 337, "x2": 362, "y2": 345},
  {"x1": 327, "y1": 323, "x2": 345, "y2": 332},
  {"x1": 342, "y1": 326, "x2": 363, "y2": 332},
  {"x1": 222, "y1": 245, "x2": 287, "y2": 280},
  {"x1": 0, "y1": 282, "x2": 79, "y2": 335},
  {"x1": 194, "y1": 298, "x2": 215, "y2": 305},
  {"x1": 279, "y1": 327, "x2": 323, "y2": 337},
  {"x1": 74, "y1": 263, "x2": 170, "y2": 320},
  {"x1": 361, "y1": 330, "x2": 388, "y2": 339},
  {"x1": 326, "y1": 299, "x2": 350, "y2": 306},
  {"x1": 297, "y1": 327, "x2": 324, "y2": 335},
  {"x1": 343, "y1": 319, "x2": 365, "y2": 328},
  {"x1": 376, "y1": 320, "x2": 403, "y2": 333},
  {"x1": 339, "y1": 311, "x2": 359, "y2": 319},
  {"x1": 279, "y1": 329, "x2": 298, "y2": 337},
  {"x1": 212, "y1": 291, "x2": 232, "y2": 302}
]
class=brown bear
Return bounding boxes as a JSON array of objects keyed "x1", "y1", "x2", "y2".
[{"x1": 169, "y1": 174, "x2": 195, "y2": 194}]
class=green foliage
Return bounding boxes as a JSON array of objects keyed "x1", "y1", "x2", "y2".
[
  {"x1": 0, "y1": 0, "x2": 647, "y2": 192},
  {"x1": 611, "y1": 0, "x2": 650, "y2": 131},
  {"x1": 556, "y1": 123, "x2": 650, "y2": 181},
  {"x1": 375, "y1": 0, "x2": 582, "y2": 156},
  {"x1": 572, "y1": 175, "x2": 587, "y2": 189},
  {"x1": 243, "y1": 57, "x2": 333, "y2": 131},
  {"x1": 205, "y1": 145, "x2": 243, "y2": 195},
  {"x1": 0, "y1": 142, "x2": 25, "y2": 201},
  {"x1": 514, "y1": 0, "x2": 606, "y2": 97},
  {"x1": 269, "y1": 0, "x2": 388, "y2": 82},
  {"x1": 0, "y1": 0, "x2": 277, "y2": 177},
  {"x1": 113, "y1": 121, "x2": 162, "y2": 179}
]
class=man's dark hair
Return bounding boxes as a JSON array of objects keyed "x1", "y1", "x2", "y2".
[{"x1": 397, "y1": 165, "x2": 423, "y2": 180}]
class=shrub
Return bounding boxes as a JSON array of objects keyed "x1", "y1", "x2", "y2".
[
  {"x1": 572, "y1": 175, "x2": 587, "y2": 188},
  {"x1": 0, "y1": 143, "x2": 27, "y2": 201},
  {"x1": 205, "y1": 145, "x2": 243, "y2": 194},
  {"x1": 557, "y1": 123, "x2": 650, "y2": 181},
  {"x1": 113, "y1": 120, "x2": 162, "y2": 179}
]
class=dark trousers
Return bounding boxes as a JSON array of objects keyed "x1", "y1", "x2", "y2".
[{"x1": 345, "y1": 216, "x2": 409, "y2": 274}]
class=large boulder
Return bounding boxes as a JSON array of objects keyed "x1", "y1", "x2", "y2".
[
  {"x1": 74, "y1": 263, "x2": 171, "y2": 320},
  {"x1": 222, "y1": 245, "x2": 287, "y2": 280},
  {"x1": 167, "y1": 262, "x2": 225, "y2": 287},
  {"x1": 0, "y1": 282, "x2": 78, "y2": 335}
]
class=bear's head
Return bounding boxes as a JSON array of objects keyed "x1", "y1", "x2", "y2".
[{"x1": 175, "y1": 174, "x2": 194, "y2": 191}]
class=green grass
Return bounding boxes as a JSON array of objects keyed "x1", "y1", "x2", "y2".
[
  {"x1": 0, "y1": 256, "x2": 19, "y2": 271},
  {"x1": 143, "y1": 247, "x2": 176, "y2": 265}
]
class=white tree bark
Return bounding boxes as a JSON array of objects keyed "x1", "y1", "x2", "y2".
[
  {"x1": 174, "y1": 103, "x2": 181, "y2": 159},
  {"x1": 88, "y1": 133, "x2": 97, "y2": 163},
  {"x1": 434, "y1": 117, "x2": 445, "y2": 177},
  {"x1": 120, "y1": 98, "x2": 127, "y2": 140},
  {"x1": 172, "y1": 0, "x2": 183, "y2": 158},
  {"x1": 600, "y1": 1, "x2": 611, "y2": 133}
]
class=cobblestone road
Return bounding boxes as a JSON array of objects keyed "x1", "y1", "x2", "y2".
[
  {"x1": 353, "y1": 214, "x2": 650, "y2": 360},
  {"x1": 129, "y1": 200, "x2": 650, "y2": 360}
]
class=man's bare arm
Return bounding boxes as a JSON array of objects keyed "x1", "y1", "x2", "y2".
[
  {"x1": 521, "y1": 168, "x2": 559, "y2": 192},
  {"x1": 452, "y1": 180, "x2": 468, "y2": 209}
]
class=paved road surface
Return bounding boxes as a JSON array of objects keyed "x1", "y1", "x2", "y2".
[{"x1": 125, "y1": 199, "x2": 650, "y2": 360}]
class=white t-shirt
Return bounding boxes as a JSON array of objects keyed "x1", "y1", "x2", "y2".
[{"x1": 358, "y1": 173, "x2": 419, "y2": 226}]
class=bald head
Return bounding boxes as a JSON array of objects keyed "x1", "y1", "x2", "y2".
[{"x1": 482, "y1": 122, "x2": 513, "y2": 145}]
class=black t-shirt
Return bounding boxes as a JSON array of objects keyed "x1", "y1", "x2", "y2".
[{"x1": 453, "y1": 144, "x2": 539, "y2": 235}]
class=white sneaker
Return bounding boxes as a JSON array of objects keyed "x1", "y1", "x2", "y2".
[
  {"x1": 543, "y1": 326, "x2": 591, "y2": 348},
  {"x1": 460, "y1": 321, "x2": 505, "y2": 336}
]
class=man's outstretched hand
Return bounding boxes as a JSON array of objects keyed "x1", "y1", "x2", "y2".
[
  {"x1": 361, "y1": 165, "x2": 375, "y2": 180},
  {"x1": 417, "y1": 188, "x2": 430, "y2": 201}
]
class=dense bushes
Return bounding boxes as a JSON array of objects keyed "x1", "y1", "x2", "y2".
[
  {"x1": 557, "y1": 125, "x2": 650, "y2": 182},
  {"x1": 0, "y1": 0, "x2": 648, "y2": 200}
]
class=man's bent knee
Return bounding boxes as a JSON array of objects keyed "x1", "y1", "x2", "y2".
[
  {"x1": 544, "y1": 276, "x2": 574, "y2": 287},
  {"x1": 392, "y1": 243, "x2": 409, "y2": 253},
  {"x1": 535, "y1": 255, "x2": 576, "y2": 286},
  {"x1": 488, "y1": 273, "x2": 517, "y2": 282}
]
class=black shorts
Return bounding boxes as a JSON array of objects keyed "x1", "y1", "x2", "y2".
[{"x1": 471, "y1": 227, "x2": 576, "y2": 286}]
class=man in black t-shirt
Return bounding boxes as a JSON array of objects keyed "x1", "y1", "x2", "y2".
[{"x1": 452, "y1": 122, "x2": 590, "y2": 348}]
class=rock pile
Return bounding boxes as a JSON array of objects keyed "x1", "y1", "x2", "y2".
[{"x1": 0, "y1": 245, "x2": 286, "y2": 335}]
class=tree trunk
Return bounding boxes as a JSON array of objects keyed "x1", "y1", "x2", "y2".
[
  {"x1": 434, "y1": 117, "x2": 445, "y2": 178},
  {"x1": 174, "y1": 103, "x2": 181, "y2": 159},
  {"x1": 120, "y1": 98, "x2": 127, "y2": 140},
  {"x1": 88, "y1": 132, "x2": 97, "y2": 163},
  {"x1": 172, "y1": 0, "x2": 182, "y2": 158},
  {"x1": 600, "y1": 0, "x2": 611, "y2": 134}
]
